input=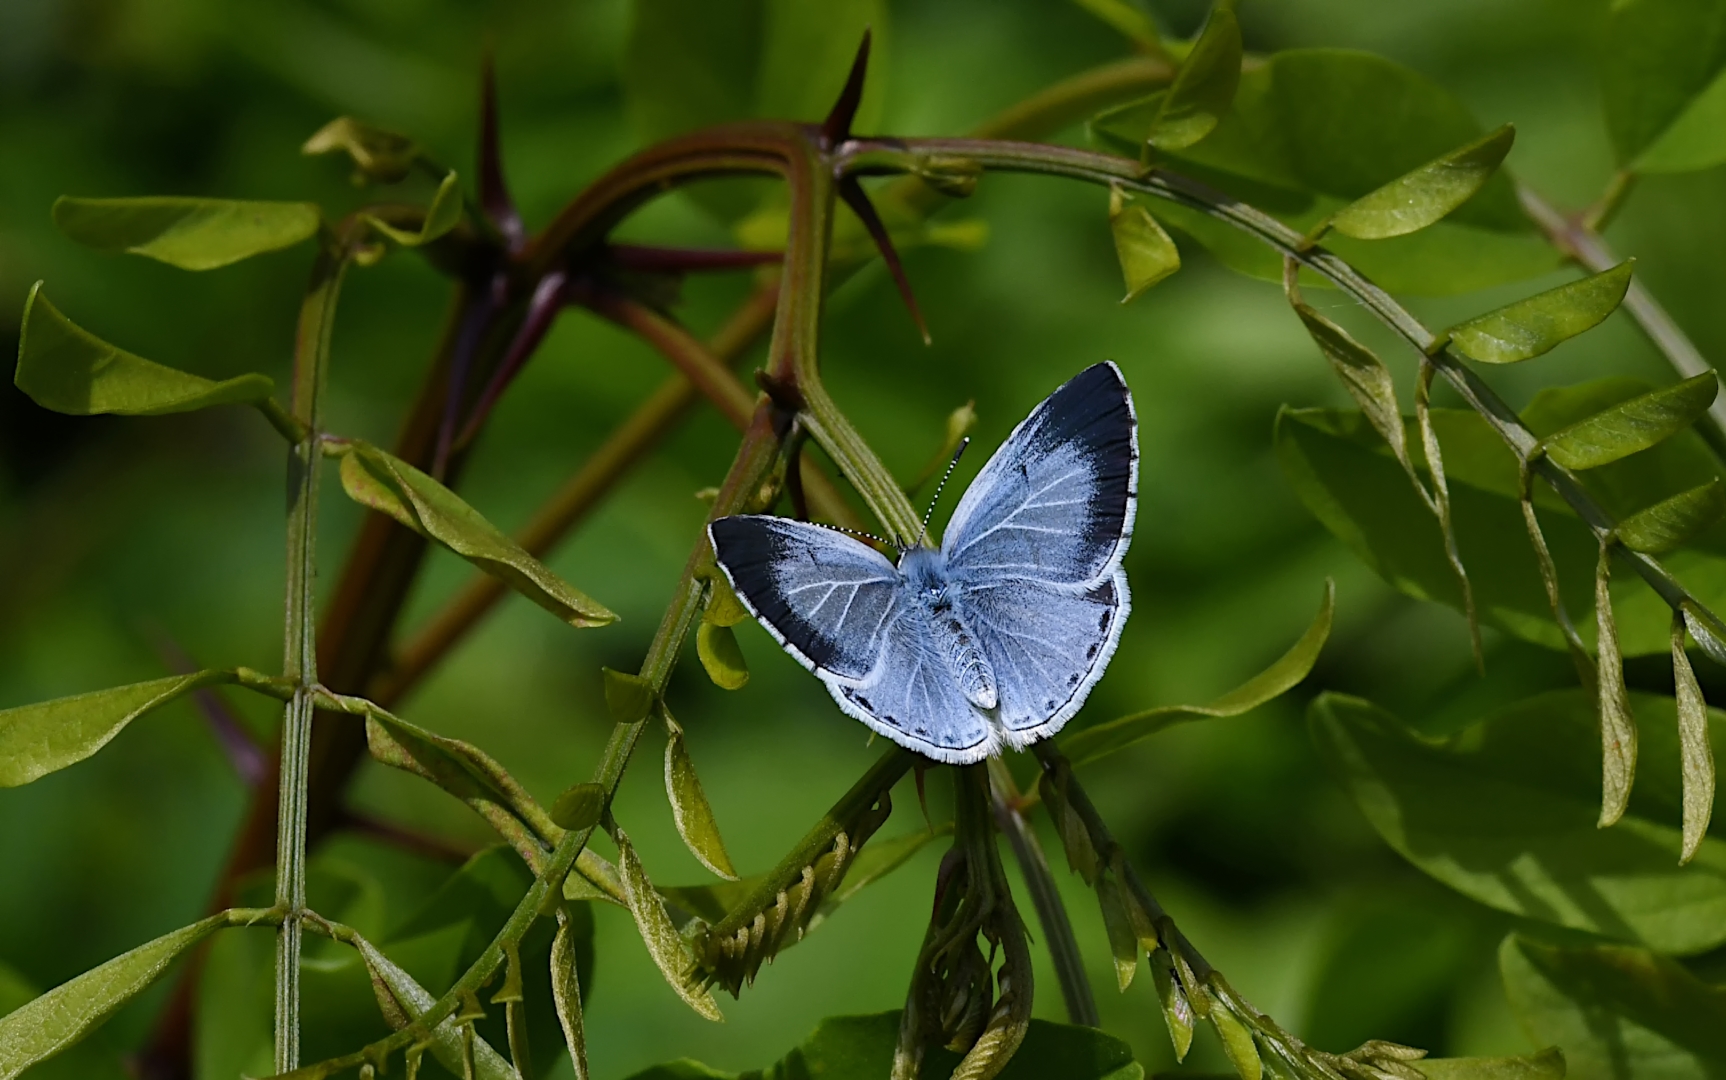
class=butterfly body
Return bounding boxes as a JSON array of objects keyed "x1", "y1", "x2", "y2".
[{"x1": 709, "y1": 362, "x2": 1137, "y2": 764}]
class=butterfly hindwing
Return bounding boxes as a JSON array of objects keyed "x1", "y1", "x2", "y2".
[{"x1": 831, "y1": 603, "x2": 995, "y2": 764}]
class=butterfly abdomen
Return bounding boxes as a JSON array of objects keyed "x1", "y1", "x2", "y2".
[{"x1": 901, "y1": 547, "x2": 999, "y2": 712}]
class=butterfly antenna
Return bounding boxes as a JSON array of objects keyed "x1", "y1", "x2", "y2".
[
  {"x1": 813, "y1": 520, "x2": 900, "y2": 553},
  {"x1": 918, "y1": 437, "x2": 970, "y2": 546}
]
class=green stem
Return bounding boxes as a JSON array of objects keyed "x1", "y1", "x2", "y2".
[{"x1": 274, "y1": 234, "x2": 353, "y2": 1073}]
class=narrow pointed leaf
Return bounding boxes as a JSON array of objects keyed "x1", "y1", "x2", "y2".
[
  {"x1": 334, "y1": 440, "x2": 614, "y2": 628},
  {"x1": 553, "y1": 908, "x2": 591, "y2": 1080},
  {"x1": 1109, "y1": 186, "x2": 1181, "y2": 301},
  {"x1": 364, "y1": 171, "x2": 463, "y2": 247},
  {"x1": 1096, "y1": 868, "x2": 1139, "y2": 991},
  {"x1": 16, "y1": 284, "x2": 275, "y2": 417},
  {"x1": 1151, "y1": 952, "x2": 1195, "y2": 1061},
  {"x1": 1674, "y1": 615, "x2": 1715, "y2": 865},
  {"x1": 1064, "y1": 579, "x2": 1332, "y2": 765},
  {"x1": 664, "y1": 722, "x2": 738, "y2": 880},
  {"x1": 0, "y1": 669, "x2": 239, "y2": 787},
  {"x1": 704, "y1": 576, "x2": 750, "y2": 628},
  {"x1": 603, "y1": 668, "x2": 655, "y2": 723},
  {"x1": 1412, "y1": 1050, "x2": 1564, "y2": 1080},
  {"x1": 616, "y1": 831, "x2": 723, "y2": 1021},
  {"x1": 1210, "y1": 1004, "x2": 1262, "y2": 1080},
  {"x1": 1295, "y1": 304, "x2": 1420, "y2": 486},
  {"x1": 303, "y1": 116, "x2": 420, "y2": 182},
  {"x1": 52, "y1": 196, "x2": 320, "y2": 270},
  {"x1": 1147, "y1": 8, "x2": 1242, "y2": 151},
  {"x1": 352, "y1": 936, "x2": 515, "y2": 1080},
  {"x1": 0, "y1": 912, "x2": 237, "y2": 1079},
  {"x1": 1540, "y1": 373, "x2": 1719, "y2": 471},
  {"x1": 1596, "y1": 544, "x2": 1638, "y2": 828},
  {"x1": 696, "y1": 623, "x2": 748, "y2": 690},
  {"x1": 1615, "y1": 480, "x2": 1726, "y2": 555},
  {"x1": 1329, "y1": 125, "x2": 1515, "y2": 240},
  {"x1": 551, "y1": 782, "x2": 607, "y2": 833},
  {"x1": 1447, "y1": 261, "x2": 1635, "y2": 365}
]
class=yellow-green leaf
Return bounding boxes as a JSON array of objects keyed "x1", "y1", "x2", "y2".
[
  {"x1": 1447, "y1": 261, "x2": 1635, "y2": 365},
  {"x1": 1674, "y1": 614, "x2": 1715, "y2": 865},
  {"x1": 1597, "y1": 544, "x2": 1638, "y2": 828},
  {"x1": 1539, "y1": 372, "x2": 1719, "y2": 471},
  {"x1": 363, "y1": 171, "x2": 462, "y2": 247},
  {"x1": 52, "y1": 196, "x2": 320, "y2": 271},
  {"x1": 616, "y1": 830, "x2": 723, "y2": 1021},
  {"x1": 603, "y1": 668, "x2": 655, "y2": 723},
  {"x1": 1151, "y1": 951, "x2": 1195, "y2": 1061},
  {"x1": 302, "y1": 116, "x2": 420, "y2": 183},
  {"x1": 0, "y1": 669, "x2": 238, "y2": 787},
  {"x1": 0, "y1": 912, "x2": 235, "y2": 1080},
  {"x1": 351, "y1": 935, "x2": 515, "y2": 1080},
  {"x1": 1209, "y1": 1003, "x2": 1262, "y2": 1080},
  {"x1": 551, "y1": 782, "x2": 608, "y2": 833},
  {"x1": 552, "y1": 908, "x2": 591, "y2": 1080},
  {"x1": 1063, "y1": 579, "x2": 1333, "y2": 765},
  {"x1": 1096, "y1": 867, "x2": 1139, "y2": 991},
  {"x1": 1329, "y1": 125, "x2": 1516, "y2": 241},
  {"x1": 1109, "y1": 186, "x2": 1181, "y2": 301},
  {"x1": 1147, "y1": 8, "x2": 1242, "y2": 152},
  {"x1": 1615, "y1": 480, "x2": 1726, "y2": 555},
  {"x1": 696, "y1": 622, "x2": 749, "y2": 691},
  {"x1": 333, "y1": 440, "x2": 614, "y2": 628},
  {"x1": 1295, "y1": 304, "x2": 1419, "y2": 483},
  {"x1": 16, "y1": 284, "x2": 275, "y2": 417},
  {"x1": 703, "y1": 575, "x2": 750, "y2": 628},
  {"x1": 665, "y1": 720, "x2": 738, "y2": 880},
  {"x1": 1413, "y1": 1050, "x2": 1565, "y2": 1080}
]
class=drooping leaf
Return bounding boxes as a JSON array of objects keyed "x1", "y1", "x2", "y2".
[
  {"x1": 334, "y1": 440, "x2": 615, "y2": 628},
  {"x1": 616, "y1": 831, "x2": 723, "y2": 1021},
  {"x1": 1539, "y1": 373, "x2": 1719, "y2": 471},
  {"x1": 703, "y1": 576, "x2": 750, "y2": 628},
  {"x1": 1109, "y1": 186, "x2": 1181, "y2": 301},
  {"x1": 1209, "y1": 1004, "x2": 1262, "y2": 1080},
  {"x1": 1596, "y1": 544, "x2": 1639, "y2": 828},
  {"x1": 1146, "y1": 8, "x2": 1242, "y2": 151},
  {"x1": 1327, "y1": 125, "x2": 1515, "y2": 241},
  {"x1": 552, "y1": 907, "x2": 591, "y2": 1080},
  {"x1": 1683, "y1": 600, "x2": 1726, "y2": 668},
  {"x1": 51, "y1": 196, "x2": 321, "y2": 270},
  {"x1": 1096, "y1": 865, "x2": 1140, "y2": 991},
  {"x1": 1501, "y1": 934, "x2": 1726, "y2": 1080},
  {"x1": 1150, "y1": 952, "x2": 1195, "y2": 1061},
  {"x1": 362, "y1": 171, "x2": 463, "y2": 247},
  {"x1": 1673, "y1": 614, "x2": 1716, "y2": 865},
  {"x1": 351, "y1": 935, "x2": 516, "y2": 1080},
  {"x1": 1294, "y1": 303, "x2": 1420, "y2": 487},
  {"x1": 0, "y1": 912, "x2": 240, "y2": 1080},
  {"x1": 1446, "y1": 262, "x2": 1636, "y2": 365},
  {"x1": 604, "y1": 668, "x2": 655, "y2": 723},
  {"x1": 1063, "y1": 579, "x2": 1333, "y2": 764},
  {"x1": 1412, "y1": 1050, "x2": 1565, "y2": 1080},
  {"x1": 1601, "y1": 0, "x2": 1726, "y2": 167},
  {"x1": 696, "y1": 622, "x2": 749, "y2": 690},
  {"x1": 1308, "y1": 691, "x2": 1726, "y2": 953},
  {"x1": 1616, "y1": 481, "x2": 1726, "y2": 555},
  {"x1": 302, "y1": 116, "x2": 420, "y2": 182},
  {"x1": 16, "y1": 284, "x2": 275, "y2": 417},
  {"x1": 664, "y1": 719, "x2": 738, "y2": 880},
  {"x1": 0, "y1": 669, "x2": 241, "y2": 787}
]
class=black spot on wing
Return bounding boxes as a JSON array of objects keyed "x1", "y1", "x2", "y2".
[
  {"x1": 1030, "y1": 363, "x2": 1136, "y2": 555},
  {"x1": 710, "y1": 516, "x2": 845, "y2": 670}
]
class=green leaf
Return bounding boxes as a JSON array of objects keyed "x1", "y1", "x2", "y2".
[
  {"x1": 1596, "y1": 544, "x2": 1639, "y2": 828},
  {"x1": 1096, "y1": 865, "x2": 1139, "y2": 991},
  {"x1": 604, "y1": 668, "x2": 656, "y2": 723},
  {"x1": 1616, "y1": 481, "x2": 1726, "y2": 555},
  {"x1": 616, "y1": 830, "x2": 723, "y2": 1021},
  {"x1": 696, "y1": 622, "x2": 749, "y2": 690},
  {"x1": 664, "y1": 720, "x2": 738, "y2": 880},
  {"x1": 1539, "y1": 373, "x2": 1719, "y2": 471},
  {"x1": 1147, "y1": 8, "x2": 1241, "y2": 151},
  {"x1": 1673, "y1": 614, "x2": 1715, "y2": 865},
  {"x1": 0, "y1": 912, "x2": 237, "y2": 1080},
  {"x1": 1070, "y1": 0, "x2": 1161, "y2": 51},
  {"x1": 1413, "y1": 1051, "x2": 1566, "y2": 1080},
  {"x1": 302, "y1": 116, "x2": 420, "y2": 182},
  {"x1": 1150, "y1": 952, "x2": 1195, "y2": 1061},
  {"x1": 16, "y1": 284, "x2": 275, "y2": 417},
  {"x1": 551, "y1": 782, "x2": 607, "y2": 832},
  {"x1": 1601, "y1": 0, "x2": 1726, "y2": 166},
  {"x1": 1637, "y1": 66, "x2": 1726, "y2": 172},
  {"x1": 619, "y1": 1011, "x2": 1142, "y2": 1080},
  {"x1": 1446, "y1": 262, "x2": 1636, "y2": 365},
  {"x1": 1294, "y1": 303, "x2": 1419, "y2": 485},
  {"x1": 52, "y1": 196, "x2": 320, "y2": 271},
  {"x1": 704, "y1": 576, "x2": 750, "y2": 628},
  {"x1": 362, "y1": 171, "x2": 462, "y2": 247},
  {"x1": 334, "y1": 440, "x2": 615, "y2": 629},
  {"x1": 0, "y1": 669, "x2": 241, "y2": 787},
  {"x1": 552, "y1": 908, "x2": 591, "y2": 1080},
  {"x1": 1327, "y1": 125, "x2": 1515, "y2": 241},
  {"x1": 1210, "y1": 1005, "x2": 1262, "y2": 1080},
  {"x1": 1308, "y1": 691, "x2": 1726, "y2": 953},
  {"x1": 351, "y1": 935, "x2": 516, "y2": 1080},
  {"x1": 1109, "y1": 186, "x2": 1181, "y2": 301},
  {"x1": 1063, "y1": 579, "x2": 1333, "y2": 765},
  {"x1": 1501, "y1": 934, "x2": 1726, "y2": 1079}
]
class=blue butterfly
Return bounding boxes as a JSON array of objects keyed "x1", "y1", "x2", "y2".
[{"x1": 709, "y1": 363, "x2": 1138, "y2": 764}]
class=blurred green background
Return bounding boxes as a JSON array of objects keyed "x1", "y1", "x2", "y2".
[{"x1": 0, "y1": 0, "x2": 1718, "y2": 1077}]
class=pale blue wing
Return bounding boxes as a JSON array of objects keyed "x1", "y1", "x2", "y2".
[
  {"x1": 826, "y1": 602, "x2": 996, "y2": 765},
  {"x1": 955, "y1": 569, "x2": 1129, "y2": 744},
  {"x1": 943, "y1": 362, "x2": 1137, "y2": 587},
  {"x1": 708, "y1": 516, "x2": 902, "y2": 681}
]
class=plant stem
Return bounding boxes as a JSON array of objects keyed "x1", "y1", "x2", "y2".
[{"x1": 274, "y1": 234, "x2": 352, "y2": 1073}]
